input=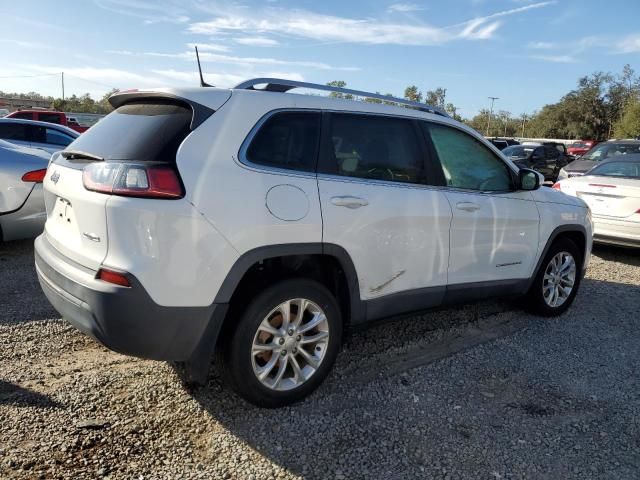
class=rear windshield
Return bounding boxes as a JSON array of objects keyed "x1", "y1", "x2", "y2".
[
  {"x1": 67, "y1": 99, "x2": 192, "y2": 162},
  {"x1": 589, "y1": 161, "x2": 640, "y2": 179}
]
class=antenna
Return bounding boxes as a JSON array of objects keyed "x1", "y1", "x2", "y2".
[{"x1": 194, "y1": 46, "x2": 213, "y2": 87}]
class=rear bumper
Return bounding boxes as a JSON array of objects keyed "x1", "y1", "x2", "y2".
[
  {"x1": 34, "y1": 233, "x2": 227, "y2": 361},
  {"x1": 593, "y1": 217, "x2": 640, "y2": 248}
]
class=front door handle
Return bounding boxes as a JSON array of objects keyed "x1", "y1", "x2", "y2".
[
  {"x1": 456, "y1": 202, "x2": 481, "y2": 212},
  {"x1": 330, "y1": 196, "x2": 369, "y2": 209}
]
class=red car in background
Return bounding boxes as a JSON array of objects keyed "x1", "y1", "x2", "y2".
[
  {"x1": 567, "y1": 140, "x2": 598, "y2": 157},
  {"x1": 5, "y1": 109, "x2": 89, "y2": 133}
]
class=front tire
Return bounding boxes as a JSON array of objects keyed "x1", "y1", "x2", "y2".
[
  {"x1": 222, "y1": 279, "x2": 342, "y2": 408},
  {"x1": 525, "y1": 238, "x2": 583, "y2": 317}
]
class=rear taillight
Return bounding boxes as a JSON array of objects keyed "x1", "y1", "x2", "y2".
[
  {"x1": 552, "y1": 182, "x2": 561, "y2": 190},
  {"x1": 97, "y1": 268, "x2": 131, "y2": 287},
  {"x1": 83, "y1": 163, "x2": 183, "y2": 199},
  {"x1": 22, "y1": 169, "x2": 47, "y2": 183}
]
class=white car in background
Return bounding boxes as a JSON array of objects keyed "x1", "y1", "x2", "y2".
[{"x1": 554, "y1": 154, "x2": 640, "y2": 247}]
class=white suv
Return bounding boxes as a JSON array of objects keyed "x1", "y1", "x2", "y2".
[{"x1": 35, "y1": 79, "x2": 593, "y2": 407}]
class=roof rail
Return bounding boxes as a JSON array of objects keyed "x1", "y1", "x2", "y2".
[{"x1": 233, "y1": 78, "x2": 450, "y2": 118}]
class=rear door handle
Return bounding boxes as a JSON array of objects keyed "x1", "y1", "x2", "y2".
[
  {"x1": 456, "y1": 202, "x2": 481, "y2": 212},
  {"x1": 330, "y1": 196, "x2": 369, "y2": 209}
]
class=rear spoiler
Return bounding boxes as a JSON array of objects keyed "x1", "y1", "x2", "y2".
[{"x1": 108, "y1": 91, "x2": 215, "y2": 130}]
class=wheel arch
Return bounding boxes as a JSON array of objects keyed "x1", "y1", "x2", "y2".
[
  {"x1": 214, "y1": 243, "x2": 365, "y2": 326},
  {"x1": 527, "y1": 224, "x2": 588, "y2": 291}
]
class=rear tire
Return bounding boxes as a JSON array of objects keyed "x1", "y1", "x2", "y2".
[
  {"x1": 221, "y1": 278, "x2": 342, "y2": 408},
  {"x1": 525, "y1": 238, "x2": 583, "y2": 317}
]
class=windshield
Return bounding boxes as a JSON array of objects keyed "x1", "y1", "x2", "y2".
[
  {"x1": 569, "y1": 142, "x2": 587, "y2": 148},
  {"x1": 503, "y1": 145, "x2": 535, "y2": 158},
  {"x1": 589, "y1": 161, "x2": 640, "y2": 179},
  {"x1": 582, "y1": 143, "x2": 640, "y2": 162}
]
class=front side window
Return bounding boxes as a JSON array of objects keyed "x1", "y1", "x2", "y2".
[
  {"x1": 424, "y1": 123, "x2": 513, "y2": 192},
  {"x1": 39, "y1": 113, "x2": 62, "y2": 124},
  {"x1": 245, "y1": 111, "x2": 320, "y2": 172},
  {"x1": 324, "y1": 113, "x2": 424, "y2": 184}
]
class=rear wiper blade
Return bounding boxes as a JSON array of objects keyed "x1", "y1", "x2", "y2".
[{"x1": 60, "y1": 150, "x2": 104, "y2": 161}]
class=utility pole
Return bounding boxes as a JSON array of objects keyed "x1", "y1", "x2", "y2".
[
  {"x1": 486, "y1": 97, "x2": 499, "y2": 136},
  {"x1": 521, "y1": 114, "x2": 527, "y2": 138},
  {"x1": 61, "y1": 72, "x2": 65, "y2": 102}
]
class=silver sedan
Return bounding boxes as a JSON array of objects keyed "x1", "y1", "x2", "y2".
[{"x1": 0, "y1": 139, "x2": 50, "y2": 241}]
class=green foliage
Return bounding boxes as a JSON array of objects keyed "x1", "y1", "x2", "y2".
[
  {"x1": 614, "y1": 98, "x2": 640, "y2": 138},
  {"x1": 326, "y1": 80, "x2": 354, "y2": 100},
  {"x1": 404, "y1": 85, "x2": 422, "y2": 102},
  {"x1": 1, "y1": 88, "x2": 118, "y2": 114}
]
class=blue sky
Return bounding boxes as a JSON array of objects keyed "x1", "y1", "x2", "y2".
[{"x1": 2, "y1": 0, "x2": 639, "y2": 117}]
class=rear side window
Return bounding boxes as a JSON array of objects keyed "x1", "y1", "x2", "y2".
[
  {"x1": 322, "y1": 113, "x2": 424, "y2": 184},
  {"x1": 66, "y1": 99, "x2": 192, "y2": 162},
  {"x1": 39, "y1": 113, "x2": 62, "y2": 124},
  {"x1": 45, "y1": 128, "x2": 74, "y2": 146},
  {"x1": 0, "y1": 123, "x2": 29, "y2": 141},
  {"x1": 424, "y1": 123, "x2": 513, "y2": 192},
  {"x1": 245, "y1": 111, "x2": 320, "y2": 172}
]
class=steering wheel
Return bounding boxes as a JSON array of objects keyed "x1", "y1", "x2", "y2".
[{"x1": 367, "y1": 167, "x2": 395, "y2": 181}]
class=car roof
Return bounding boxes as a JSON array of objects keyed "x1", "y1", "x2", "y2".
[{"x1": 0, "y1": 118, "x2": 79, "y2": 136}]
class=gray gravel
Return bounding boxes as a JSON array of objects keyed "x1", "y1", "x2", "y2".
[{"x1": 1, "y1": 239, "x2": 639, "y2": 479}]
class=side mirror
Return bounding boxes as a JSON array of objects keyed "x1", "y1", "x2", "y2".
[{"x1": 518, "y1": 168, "x2": 541, "y2": 191}]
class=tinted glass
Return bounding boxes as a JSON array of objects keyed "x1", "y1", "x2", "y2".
[
  {"x1": 39, "y1": 113, "x2": 62, "y2": 124},
  {"x1": 544, "y1": 146, "x2": 559, "y2": 158},
  {"x1": 246, "y1": 112, "x2": 320, "y2": 172},
  {"x1": 11, "y1": 112, "x2": 32, "y2": 120},
  {"x1": 425, "y1": 123, "x2": 513, "y2": 191},
  {"x1": 45, "y1": 128, "x2": 74, "y2": 147},
  {"x1": 326, "y1": 114, "x2": 424, "y2": 184},
  {"x1": 583, "y1": 143, "x2": 640, "y2": 161},
  {"x1": 67, "y1": 100, "x2": 192, "y2": 162},
  {"x1": 589, "y1": 161, "x2": 640, "y2": 179},
  {"x1": 503, "y1": 146, "x2": 535, "y2": 158},
  {"x1": 0, "y1": 123, "x2": 29, "y2": 141}
]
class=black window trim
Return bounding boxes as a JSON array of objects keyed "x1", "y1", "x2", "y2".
[
  {"x1": 317, "y1": 111, "x2": 435, "y2": 188},
  {"x1": 420, "y1": 119, "x2": 519, "y2": 194}
]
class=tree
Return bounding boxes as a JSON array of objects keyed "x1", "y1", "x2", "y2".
[
  {"x1": 425, "y1": 88, "x2": 446, "y2": 109},
  {"x1": 326, "y1": 80, "x2": 353, "y2": 100},
  {"x1": 404, "y1": 85, "x2": 422, "y2": 102},
  {"x1": 614, "y1": 98, "x2": 640, "y2": 138}
]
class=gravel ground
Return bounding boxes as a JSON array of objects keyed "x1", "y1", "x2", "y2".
[{"x1": 1, "y1": 239, "x2": 639, "y2": 479}]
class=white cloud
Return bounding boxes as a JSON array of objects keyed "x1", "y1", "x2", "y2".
[
  {"x1": 93, "y1": 0, "x2": 189, "y2": 24},
  {"x1": 387, "y1": 3, "x2": 424, "y2": 13},
  {"x1": 109, "y1": 49, "x2": 360, "y2": 71},
  {"x1": 0, "y1": 38, "x2": 50, "y2": 49},
  {"x1": 235, "y1": 36, "x2": 280, "y2": 47},
  {"x1": 151, "y1": 69, "x2": 303, "y2": 87},
  {"x1": 530, "y1": 54, "x2": 578, "y2": 63},
  {"x1": 616, "y1": 34, "x2": 640, "y2": 53},
  {"x1": 527, "y1": 41, "x2": 554, "y2": 49},
  {"x1": 186, "y1": 42, "x2": 230, "y2": 53},
  {"x1": 188, "y1": 2, "x2": 553, "y2": 46}
]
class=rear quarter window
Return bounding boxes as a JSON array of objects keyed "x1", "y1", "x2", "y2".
[
  {"x1": 65, "y1": 99, "x2": 192, "y2": 162},
  {"x1": 245, "y1": 111, "x2": 320, "y2": 172}
]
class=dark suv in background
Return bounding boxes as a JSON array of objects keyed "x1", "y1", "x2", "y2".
[{"x1": 503, "y1": 143, "x2": 569, "y2": 181}]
